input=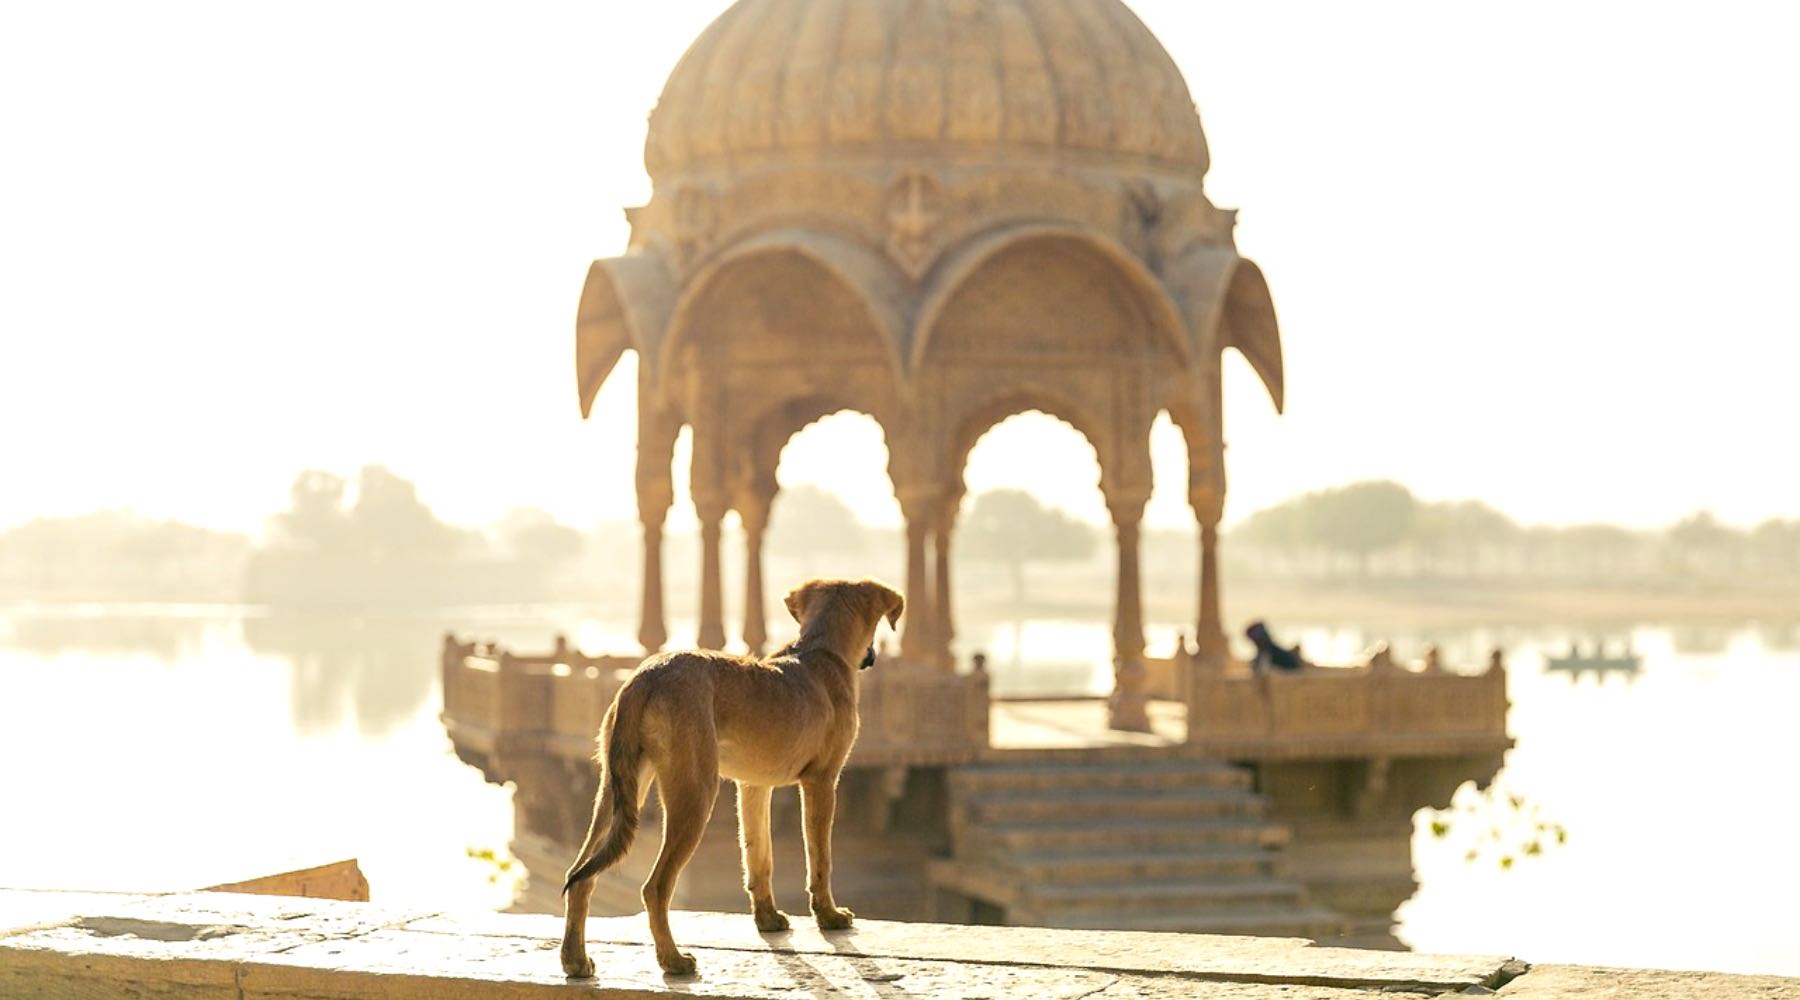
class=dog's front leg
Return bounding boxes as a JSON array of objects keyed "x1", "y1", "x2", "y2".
[
  {"x1": 799, "y1": 775, "x2": 854, "y2": 930},
  {"x1": 735, "y1": 782, "x2": 790, "y2": 932}
]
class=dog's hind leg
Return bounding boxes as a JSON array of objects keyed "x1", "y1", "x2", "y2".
[
  {"x1": 641, "y1": 743, "x2": 717, "y2": 975},
  {"x1": 561, "y1": 758, "x2": 650, "y2": 978},
  {"x1": 799, "y1": 774, "x2": 854, "y2": 931},
  {"x1": 735, "y1": 783, "x2": 789, "y2": 932},
  {"x1": 559, "y1": 777, "x2": 610, "y2": 978}
]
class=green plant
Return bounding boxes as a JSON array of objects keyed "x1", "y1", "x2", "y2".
[{"x1": 1425, "y1": 782, "x2": 1567, "y2": 870}]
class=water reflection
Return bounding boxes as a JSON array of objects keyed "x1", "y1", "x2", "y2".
[
  {"x1": 4, "y1": 604, "x2": 1797, "y2": 973},
  {"x1": 1670, "y1": 623, "x2": 1733, "y2": 655},
  {"x1": 0, "y1": 607, "x2": 212, "y2": 663},
  {"x1": 0, "y1": 603, "x2": 518, "y2": 910},
  {"x1": 242, "y1": 614, "x2": 448, "y2": 736},
  {"x1": 1756, "y1": 619, "x2": 1799, "y2": 652}
]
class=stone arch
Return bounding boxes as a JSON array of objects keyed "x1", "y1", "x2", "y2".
[
  {"x1": 947, "y1": 391, "x2": 1110, "y2": 504},
  {"x1": 576, "y1": 251, "x2": 677, "y2": 418},
  {"x1": 1163, "y1": 246, "x2": 1284, "y2": 413},
  {"x1": 738, "y1": 394, "x2": 898, "y2": 499},
  {"x1": 657, "y1": 228, "x2": 911, "y2": 396},
  {"x1": 910, "y1": 224, "x2": 1191, "y2": 373},
  {"x1": 942, "y1": 399, "x2": 1110, "y2": 676},
  {"x1": 1160, "y1": 397, "x2": 1214, "y2": 493},
  {"x1": 1220, "y1": 259, "x2": 1284, "y2": 414},
  {"x1": 731, "y1": 398, "x2": 897, "y2": 656}
]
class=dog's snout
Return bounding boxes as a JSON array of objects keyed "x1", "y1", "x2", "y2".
[{"x1": 860, "y1": 646, "x2": 875, "y2": 670}]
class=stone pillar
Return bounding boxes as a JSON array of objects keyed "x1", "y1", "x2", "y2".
[
  {"x1": 932, "y1": 498, "x2": 957, "y2": 669},
  {"x1": 635, "y1": 399, "x2": 681, "y2": 657},
  {"x1": 897, "y1": 489, "x2": 939, "y2": 662},
  {"x1": 638, "y1": 512, "x2": 669, "y2": 654},
  {"x1": 1192, "y1": 483, "x2": 1227, "y2": 661},
  {"x1": 1107, "y1": 494, "x2": 1151, "y2": 732},
  {"x1": 686, "y1": 374, "x2": 729, "y2": 652},
  {"x1": 739, "y1": 489, "x2": 773, "y2": 657},
  {"x1": 1192, "y1": 359, "x2": 1229, "y2": 667},
  {"x1": 696, "y1": 496, "x2": 728, "y2": 651}
]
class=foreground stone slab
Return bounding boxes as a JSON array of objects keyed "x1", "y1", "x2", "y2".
[
  {"x1": 407, "y1": 908, "x2": 1512, "y2": 991},
  {"x1": 1497, "y1": 964, "x2": 1800, "y2": 999},
  {"x1": 0, "y1": 889, "x2": 1791, "y2": 998}
]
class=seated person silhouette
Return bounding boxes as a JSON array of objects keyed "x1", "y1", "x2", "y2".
[{"x1": 1245, "y1": 621, "x2": 1308, "y2": 674}]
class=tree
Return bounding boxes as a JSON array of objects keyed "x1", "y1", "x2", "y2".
[
  {"x1": 958, "y1": 489, "x2": 1098, "y2": 603},
  {"x1": 767, "y1": 485, "x2": 869, "y2": 575},
  {"x1": 1664, "y1": 510, "x2": 1742, "y2": 578},
  {"x1": 1301, "y1": 480, "x2": 1418, "y2": 575},
  {"x1": 1413, "y1": 500, "x2": 1519, "y2": 576},
  {"x1": 497, "y1": 508, "x2": 584, "y2": 563},
  {"x1": 271, "y1": 470, "x2": 352, "y2": 552},
  {"x1": 269, "y1": 466, "x2": 466, "y2": 560},
  {"x1": 1752, "y1": 519, "x2": 1800, "y2": 578},
  {"x1": 347, "y1": 465, "x2": 465, "y2": 560},
  {"x1": 1234, "y1": 500, "x2": 1307, "y2": 551},
  {"x1": 1555, "y1": 523, "x2": 1644, "y2": 581}
]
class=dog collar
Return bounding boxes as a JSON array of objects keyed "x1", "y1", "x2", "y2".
[{"x1": 791, "y1": 645, "x2": 873, "y2": 673}]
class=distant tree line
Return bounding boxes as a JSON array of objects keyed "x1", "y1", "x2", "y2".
[
  {"x1": 0, "y1": 467, "x2": 589, "y2": 607},
  {"x1": 246, "y1": 466, "x2": 586, "y2": 608},
  {"x1": 1227, "y1": 479, "x2": 1800, "y2": 588},
  {"x1": 4, "y1": 472, "x2": 1794, "y2": 605},
  {"x1": 0, "y1": 511, "x2": 252, "y2": 601}
]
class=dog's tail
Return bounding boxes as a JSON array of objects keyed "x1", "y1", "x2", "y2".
[{"x1": 562, "y1": 682, "x2": 647, "y2": 894}]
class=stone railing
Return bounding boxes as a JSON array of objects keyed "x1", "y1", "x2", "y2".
[
  {"x1": 439, "y1": 635, "x2": 641, "y2": 783},
  {"x1": 852, "y1": 662, "x2": 990, "y2": 766},
  {"x1": 1184, "y1": 654, "x2": 1511, "y2": 759},
  {"x1": 440, "y1": 636, "x2": 990, "y2": 773}
]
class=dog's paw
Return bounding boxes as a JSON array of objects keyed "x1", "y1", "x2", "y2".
[
  {"x1": 658, "y1": 950, "x2": 698, "y2": 977},
  {"x1": 560, "y1": 952, "x2": 595, "y2": 979},
  {"x1": 754, "y1": 908, "x2": 791, "y2": 933},
  {"x1": 814, "y1": 906, "x2": 855, "y2": 932}
]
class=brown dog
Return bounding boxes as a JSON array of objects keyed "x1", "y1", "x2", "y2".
[{"x1": 560, "y1": 577, "x2": 904, "y2": 977}]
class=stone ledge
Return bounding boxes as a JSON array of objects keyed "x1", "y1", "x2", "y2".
[{"x1": 2, "y1": 889, "x2": 1794, "y2": 999}]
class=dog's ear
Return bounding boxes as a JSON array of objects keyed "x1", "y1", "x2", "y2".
[
  {"x1": 862, "y1": 580, "x2": 903, "y2": 630},
  {"x1": 784, "y1": 581, "x2": 820, "y2": 625}
]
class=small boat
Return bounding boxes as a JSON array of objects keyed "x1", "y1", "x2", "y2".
[{"x1": 1544, "y1": 642, "x2": 1642, "y2": 673}]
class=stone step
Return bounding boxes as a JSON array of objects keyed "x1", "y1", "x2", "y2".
[
  {"x1": 966, "y1": 818, "x2": 1289, "y2": 855},
  {"x1": 1004, "y1": 847, "x2": 1281, "y2": 885},
  {"x1": 1013, "y1": 905, "x2": 1349, "y2": 941},
  {"x1": 958, "y1": 787, "x2": 1267, "y2": 826},
  {"x1": 1022, "y1": 877, "x2": 1310, "y2": 916},
  {"x1": 949, "y1": 760, "x2": 1253, "y2": 797},
  {"x1": 974, "y1": 744, "x2": 1233, "y2": 766}
]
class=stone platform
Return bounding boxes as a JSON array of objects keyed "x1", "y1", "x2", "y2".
[{"x1": 4, "y1": 889, "x2": 1796, "y2": 998}]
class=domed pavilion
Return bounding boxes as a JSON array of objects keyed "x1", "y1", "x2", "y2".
[{"x1": 575, "y1": 0, "x2": 1285, "y2": 731}]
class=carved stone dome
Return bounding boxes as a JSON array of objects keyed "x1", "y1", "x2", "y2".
[{"x1": 645, "y1": 0, "x2": 1211, "y2": 180}]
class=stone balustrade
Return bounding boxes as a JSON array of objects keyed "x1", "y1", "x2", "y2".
[
  {"x1": 1184, "y1": 655, "x2": 1511, "y2": 760},
  {"x1": 440, "y1": 635, "x2": 990, "y2": 777}
]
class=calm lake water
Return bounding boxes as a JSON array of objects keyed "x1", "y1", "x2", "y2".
[{"x1": 2, "y1": 604, "x2": 1795, "y2": 976}]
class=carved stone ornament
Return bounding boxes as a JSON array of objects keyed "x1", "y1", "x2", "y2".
[
  {"x1": 885, "y1": 169, "x2": 942, "y2": 280},
  {"x1": 671, "y1": 183, "x2": 718, "y2": 271}
]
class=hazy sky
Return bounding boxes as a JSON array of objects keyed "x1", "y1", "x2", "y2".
[{"x1": 3, "y1": 2, "x2": 1795, "y2": 536}]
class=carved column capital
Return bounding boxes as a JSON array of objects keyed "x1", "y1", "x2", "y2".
[
  {"x1": 735, "y1": 487, "x2": 772, "y2": 534},
  {"x1": 1188, "y1": 483, "x2": 1225, "y2": 528},
  {"x1": 894, "y1": 483, "x2": 946, "y2": 521},
  {"x1": 1104, "y1": 490, "x2": 1150, "y2": 530}
]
